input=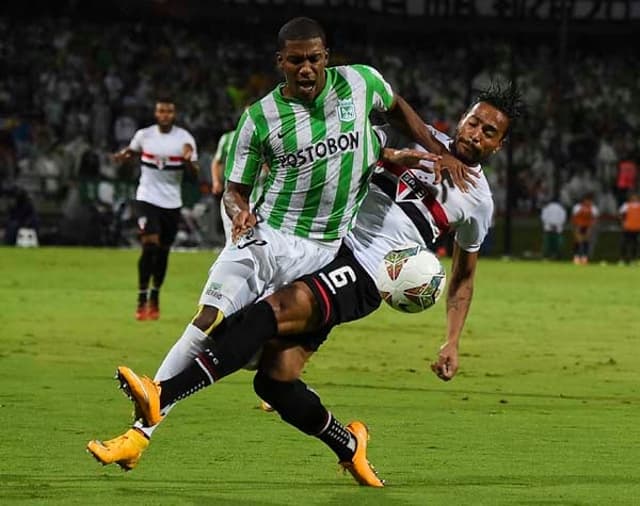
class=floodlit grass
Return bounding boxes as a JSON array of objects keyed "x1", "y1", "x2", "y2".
[{"x1": 0, "y1": 247, "x2": 638, "y2": 505}]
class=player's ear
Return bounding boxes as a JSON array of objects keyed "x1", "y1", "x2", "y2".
[
  {"x1": 324, "y1": 48, "x2": 330, "y2": 64},
  {"x1": 276, "y1": 51, "x2": 284, "y2": 69}
]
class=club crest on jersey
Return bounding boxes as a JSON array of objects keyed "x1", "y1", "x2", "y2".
[
  {"x1": 395, "y1": 170, "x2": 428, "y2": 202},
  {"x1": 337, "y1": 98, "x2": 356, "y2": 122}
]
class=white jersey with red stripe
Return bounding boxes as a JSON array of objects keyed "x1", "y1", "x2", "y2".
[
  {"x1": 344, "y1": 124, "x2": 493, "y2": 280},
  {"x1": 129, "y1": 125, "x2": 198, "y2": 209}
]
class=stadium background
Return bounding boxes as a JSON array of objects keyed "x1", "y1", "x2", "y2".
[
  {"x1": 1, "y1": 3, "x2": 639, "y2": 504},
  {"x1": 1, "y1": 0, "x2": 639, "y2": 260}
]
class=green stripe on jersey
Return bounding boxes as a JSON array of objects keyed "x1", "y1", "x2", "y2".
[
  {"x1": 294, "y1": 105, "x2": 327, "y2": 236},
  {"x1": 323, "y1": 70, "x2": 356, "y2": 237},
  {"x1": 267, "y1": 98, "x2": 298, "y2": 230}
]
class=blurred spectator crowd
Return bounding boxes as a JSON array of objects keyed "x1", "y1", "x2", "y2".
[{"x1": 0, "y1": 16, "x2": 638, "y2": 248}]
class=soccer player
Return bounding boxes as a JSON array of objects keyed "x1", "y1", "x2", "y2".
[
  {"x1": 87, "y1": 16, "x2": 474, "y2": 484},
  {"x1": 87, "y1": 84, "x2": 521, "y2": 486},
  {"x1": 114, "y1": 98, "x2": 199, "y2": 320},
  {"x1": 570, "y1": 193, "x2": 599, "y2": 265}
]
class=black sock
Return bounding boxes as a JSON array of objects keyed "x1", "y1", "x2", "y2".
[
  {"x1": 149, "y1": 287, "x2": 160, "y2": 307},
  {"x1": 137, "y1": 289, "x2": 148, "y2": 307},
  {"x1": 317, "y1": 414, "x2": 357, "y2": 462},
  {"x1": 159, "y1": 301, "x2": 278, "y2": 408},
  {"x1": 152, "y1": 247, "x2": 170, "y2": 288},
  {"x1": 139, "y1": 243, "x2": 158, "y2": 292},
  {"x1": 159, "y1": 349, "x2": 217, "y2": 408},
  {"x1": 253, "y1": 371, "x2": 356, "y2": 462}
]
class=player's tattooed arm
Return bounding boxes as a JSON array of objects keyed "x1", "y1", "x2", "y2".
[
  {"x1": 431, "y1": 243, "x2": 477, "y2": 381},
  {"x1": 224, "y1": 181, "x2": 257, "y2": 242}
]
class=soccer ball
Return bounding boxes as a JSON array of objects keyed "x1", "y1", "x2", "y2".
[{"x1": 376, "y1": 245, "x2": 446, "y2": 313}]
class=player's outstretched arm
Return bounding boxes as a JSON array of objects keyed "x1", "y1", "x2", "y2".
[
  {"x1": 223, "y1": 181, "x2": 256, "y2": 242},
  {"x1": 380, "y1": 147, "x2": 440, "y2": 168},
  {"x1": 431, "y1": 242, "x2": 478, "y2": 381},
  {"x1": 385, "y1": 95, "x2": 478, "y2": 191}
]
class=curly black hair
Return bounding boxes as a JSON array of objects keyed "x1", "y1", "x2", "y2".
[{"x1": 474, "y1": 81, "x2": 526, "y2": 128}]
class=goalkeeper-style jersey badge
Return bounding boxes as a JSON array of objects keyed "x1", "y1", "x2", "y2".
[{"x1": 337, "y1": 98, "x2": 356, "y2": 122}]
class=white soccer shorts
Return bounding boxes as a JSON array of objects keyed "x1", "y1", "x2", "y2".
[{"x1": 198, "y1": 223, "x2": 340, "y2": 316}]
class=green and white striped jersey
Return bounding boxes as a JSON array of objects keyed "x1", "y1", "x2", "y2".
[
  {"x1": 213, "y1": 130, "x2": 235, "y2": 181},
  {"x1": 226, "y1": 64, "x2": 394, "y2": 241}
]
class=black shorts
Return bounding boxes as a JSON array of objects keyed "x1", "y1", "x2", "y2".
[
  {"x1": 295, "y1": 244, "x2": 382, "y2": 350},
  {"x1": 134, "y1": 200, "x2": 181, "y2": 246}
]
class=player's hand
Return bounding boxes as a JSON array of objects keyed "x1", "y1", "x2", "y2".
[
  {"x1": 231, "y1": 209, "x2": 257, "y2": 243},
  {"x1": 433, "y1": 153, "x2": 479, "y2": 192},
  {"x1": 382, "y1": 148, "x2": 441, "y2": 168},
  {"x1": 430, "y1": 341, "x2": 459, "y2": 381},
  {"x1": 112, "y1": 150, "x2": 132, "y2": 163},
  {"x1": 211, "y1": 180, "x2": 224, "y2": 197},
  {"x1": 182, "y1": 143, "x2": 194, "y2": 161}
]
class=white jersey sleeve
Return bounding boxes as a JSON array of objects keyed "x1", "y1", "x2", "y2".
[{"x1": 129, "y1": 129, "x2": 144, "y2": 152}]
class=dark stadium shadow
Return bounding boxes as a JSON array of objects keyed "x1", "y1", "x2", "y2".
[{"x1": 309, "y1": 381, "x2": 640, "y2": 404}]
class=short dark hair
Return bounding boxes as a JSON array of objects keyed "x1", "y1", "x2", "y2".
[
  {"x1": 155, "y1": 97, "x2": 175, "y2": 106},
  {"x1": 473, "y1": 82, "x2": 525, "y2": 130},
  {"x1": 277, "y1": 17, "x2": 326, "y2": 50}
]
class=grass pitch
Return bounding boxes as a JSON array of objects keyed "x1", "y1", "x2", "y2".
[{"x1": 0, "y1": 247, "x2": 638, "y2": 505}]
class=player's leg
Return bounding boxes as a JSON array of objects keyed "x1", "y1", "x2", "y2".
[
  {"x1": 147, "y1": 207, "x2": 181, "y2": 319},
  {"x1": 142, "y1": 244, "x2": 382, "y2": 418},
  {"x1": 119, "y1": 236, "x2": 346, "y2": 423},
  {"x1": 129, "y1": 248, "x2": 266, "y2": 423},
  {"x1": 87, "y1": 236, "x2": 268, "y2": 468},
  {"x1": 88, "y1": 227, "x2": 336, "y2": 460},
  {"x1": 253, "y1": 340, "x2": 384, "y2": 487},
  {"x1": 134, "y1": 201, "x2": 162, "y2": 320}
]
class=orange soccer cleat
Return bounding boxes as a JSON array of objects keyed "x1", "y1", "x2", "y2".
[
  {"x1": 87, "y1": 428, "x2": 149, "y2": 471},
  {"x1": 147, "y1": 302, "x2": 160, "y2": 320},
  {"x1": 339, "y1": 421, "x2": 384, "y2": 487},
  {"x1": 135, "y1": 304, "x2": 149, "y2": 321},
  {"x1": 116, "y1": 366, "x2": 163, "y2": 427}
]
